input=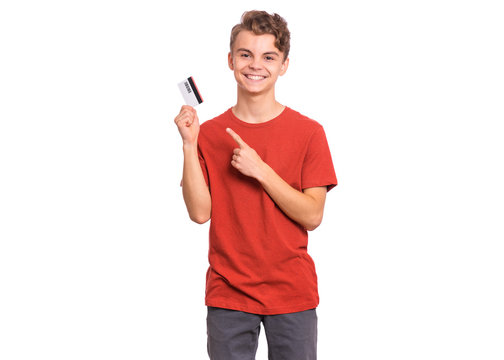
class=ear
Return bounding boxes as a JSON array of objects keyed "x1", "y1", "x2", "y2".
[
  {"x1": 228, "y1": 52, "x2": 234, "y2": 70},
  {"x1": 280, "y1": 57, "x2": 289, "y2": 76}
]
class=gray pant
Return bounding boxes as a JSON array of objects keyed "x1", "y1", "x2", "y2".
[{"x1": 207, "y1": 307, "x2": 317, "y2": 360}]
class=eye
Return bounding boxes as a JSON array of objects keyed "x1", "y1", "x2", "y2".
[
  {"x1": 240, "y1": 53, "x2": 250, "y2": 58},
  {"x1": 265, "y1": 56, "x2": 274, "y2": 61}
]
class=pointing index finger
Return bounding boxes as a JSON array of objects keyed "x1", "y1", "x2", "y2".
[{"x1": 226, "y1": 128, "x2": 247, "y2": 148}]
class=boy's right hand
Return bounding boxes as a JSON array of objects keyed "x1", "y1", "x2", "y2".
[{"x1": 174, "y1": 105, "x2": 200, "y2": 146}]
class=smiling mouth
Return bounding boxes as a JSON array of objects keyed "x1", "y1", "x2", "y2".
[{"x1": 244, "y1": 74, "x2": 267, "y2": 80}]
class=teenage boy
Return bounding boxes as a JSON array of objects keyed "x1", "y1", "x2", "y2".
[{"x1": 174, "y1": 10, "x2": 337, "y2": 360}]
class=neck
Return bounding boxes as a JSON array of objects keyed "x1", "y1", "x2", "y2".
[{"x1": 233, "y1": 87, "x2": 285, "y2": 124}]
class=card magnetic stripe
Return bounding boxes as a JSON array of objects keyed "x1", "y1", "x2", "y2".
[{"x1": 187, "y1": 77, "x2": 203, "y2": 104}]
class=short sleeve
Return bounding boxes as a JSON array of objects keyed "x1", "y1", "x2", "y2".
[
  {"x1": 178, "y1": 144, "x2": 210, "y2": 188},
  {"x1": 301, "y1": 126, "x2": 337, "y2": 191}
]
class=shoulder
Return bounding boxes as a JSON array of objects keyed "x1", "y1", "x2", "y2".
[
  {"x1": 201, "y1": 108, "x2": 231, "y2": 128},
  {"x1": 200, "y1": 108, "x2": 232, "y2": 137},
  {"x1": 198, "y1": 108, "x2": 233, "y2": 150},
  {"x1": 283, "y1": 107, "x2": 324, "y2": 135}
]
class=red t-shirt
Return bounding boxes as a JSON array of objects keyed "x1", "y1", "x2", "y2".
[{"x1": 198, "y1": 106, "x2": 337, "y2": 315}]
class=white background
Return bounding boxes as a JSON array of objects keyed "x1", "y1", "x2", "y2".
[{"x1": 1, "y1": 0, "x2": 503, "y2": 359}]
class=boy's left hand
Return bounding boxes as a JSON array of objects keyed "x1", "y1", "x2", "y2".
[{"x1": 226, "y1": 128, "x2": 266, "y2": 180}]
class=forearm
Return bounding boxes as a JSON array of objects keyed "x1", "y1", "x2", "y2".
[
  {"x1": 225, "y1": 128, "x2": 326, "y2": 230},
  {"x1": 257, "y1": 164, "x2": 326, "y2": 231},
  {"x1": 181, "y1": 143, "x2": 211, "y2": 224}
]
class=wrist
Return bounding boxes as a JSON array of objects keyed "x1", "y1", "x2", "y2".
[
  {"x1": 255, "y1": 161, "x2": 270, "y2": 184},
  {"x1": 182, "y1": 141, "x2": 198, "y2": 153}
]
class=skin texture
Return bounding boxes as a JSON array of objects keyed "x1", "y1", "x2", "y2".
[
  {"x1": 174, "y1": 30, "x2": 327, "y2": 230},
  {"x1": 174, "y1": 105, "x2": 211, "y2": 224}
]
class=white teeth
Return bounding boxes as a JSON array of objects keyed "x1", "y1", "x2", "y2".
[{"x1": 246, "y1": 75, "x2": 265, "y2": 80}]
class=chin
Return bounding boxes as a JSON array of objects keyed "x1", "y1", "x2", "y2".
[{"x1": 240, "y1": 86, "x2": 269, "y2": 96}]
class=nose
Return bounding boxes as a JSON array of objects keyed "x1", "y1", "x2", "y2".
[{"x1": 248, "y1": 57, "x2": 262, "y2": 70}]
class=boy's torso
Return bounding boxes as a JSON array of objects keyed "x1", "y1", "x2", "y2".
[{"x1": 197, "y1": 106, "x2": 332, "y2": 315}]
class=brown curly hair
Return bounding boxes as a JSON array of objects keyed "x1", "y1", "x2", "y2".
[{"x1": 230, "y1": 10, "x2": 291, "y2": 62}]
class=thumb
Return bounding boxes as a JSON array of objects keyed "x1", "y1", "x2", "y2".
[{"x1": 226, "y1": 128, "x2": 247, "y2": 148}]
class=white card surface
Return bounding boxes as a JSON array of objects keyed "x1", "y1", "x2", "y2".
[{"x1": 178, "y1": 76, "x2": 203, "y2": 106}]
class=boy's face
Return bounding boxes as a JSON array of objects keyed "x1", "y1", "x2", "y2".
[{"x1": 228, "y1": 30, "x2": 289, "y2": 96}]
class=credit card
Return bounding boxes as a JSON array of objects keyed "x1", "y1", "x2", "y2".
[{"x1": 177, "y1": 76, "x2": 203, "y2": 106}]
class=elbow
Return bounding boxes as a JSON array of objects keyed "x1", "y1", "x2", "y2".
[
  {"x1": 184, "y1": 196, "x2": 212, "y2": 224},
  {"x1": 190, "y1": 213, "x2": 210, "y2": 224},
  {"x1": 304, "y1": 222, "x2": 320, "y2": 232},
  {"x1": 303, "y1": 213, "x2": 324, "y2": 232},
  {"x1": 189, "y1": 209, "x2": 211, "y2": 224}
]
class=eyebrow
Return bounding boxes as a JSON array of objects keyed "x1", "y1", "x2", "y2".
[{"x1": 236, "y1": 48, "x2": 280, "y2": 57}]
